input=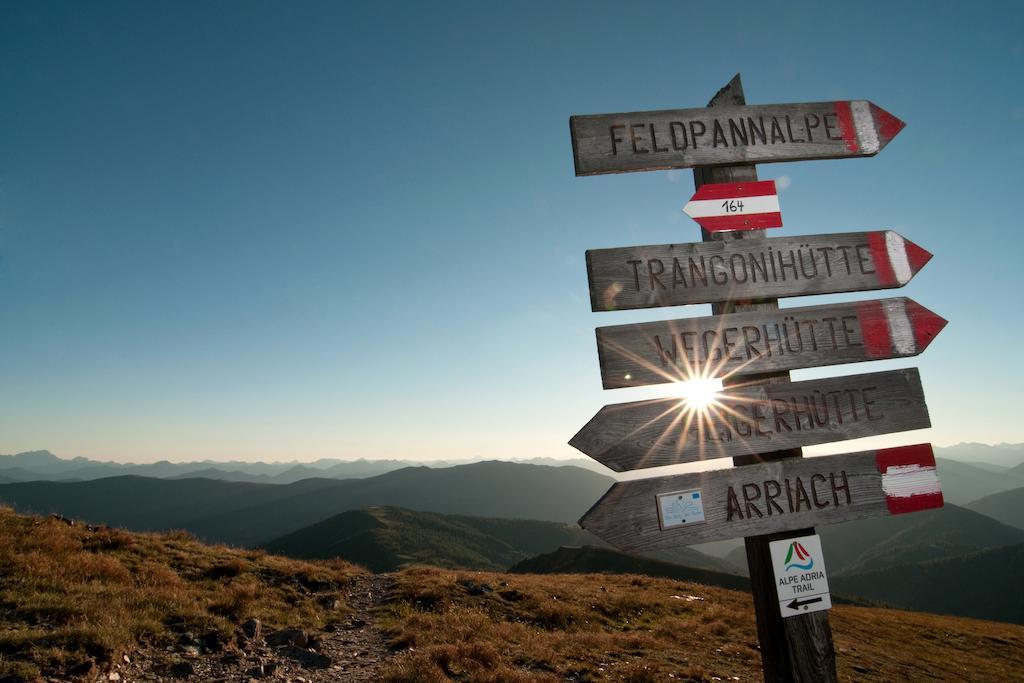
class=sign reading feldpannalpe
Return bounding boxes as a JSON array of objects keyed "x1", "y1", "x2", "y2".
[{"x1": 570, "y1": 100, "x2": 905, "y2": 176}]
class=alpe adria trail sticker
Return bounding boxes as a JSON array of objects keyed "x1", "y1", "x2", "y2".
[{"x1": 769, "y1": 533, "x2": 832, "y2": 618}]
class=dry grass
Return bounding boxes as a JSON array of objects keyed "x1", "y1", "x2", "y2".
[
  {"x1": 378, "y1": 566, "x2": 1024, "y2": 682},
  {"x1": 0, "y1": 507, "x2": 363, "y2": 680}
]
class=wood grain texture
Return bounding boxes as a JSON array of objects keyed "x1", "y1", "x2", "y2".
[
  {"x1": 585, "y1": 231, "x2": 930, "y2": 312},
  {"x1": 595, "y1": 297, "x2": 946, "y2": 389},
  {"x1": 570, "y1": 367, "x2": 930, "y2": 472},
  {"x1": 579, "y1": 446, "x2": 935, "y2": 551},
  {"x1": 570, "y1": 99, "x2": 903, "y2": 176}
]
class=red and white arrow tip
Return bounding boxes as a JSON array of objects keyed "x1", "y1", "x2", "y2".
[
  {"x1": 870, "y1": 231, "x2": 932, "y2": 286},
  {"x1": 876, "y1": 443, "x2": 943, "y2": 514},
  {"x1": 683, "y1": 180, "x2": 782, "y2": 232},
  {"x1": 857, "y1": 298, "x2": 947, "y2": 359},
  {"x1": 834, "y1": 101, "x2": 905, "y2": 155}
]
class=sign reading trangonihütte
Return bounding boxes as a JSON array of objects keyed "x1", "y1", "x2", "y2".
[{"x1": 586, "y1": 231, "x2": 932, "y2": 312}]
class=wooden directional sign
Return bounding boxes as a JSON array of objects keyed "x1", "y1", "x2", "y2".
[
  {"x1": 683, "y1": 180, "x2": 782, "y2": 232},
  {"x1": 570, "y1": 100, "x2": 905, "y2": 176},
  {"x1": 586, "y1": 230, "x2": 931, "y2": 312},
  {"x1": 596, "y1": 297, "x2": 947, "y2": 389},
  {"x1": 569, "y1": 368, "x2": 929, "y2": 472},
  {"x1": 579, "y1": 443, "x2": 943, "y2": 551}
]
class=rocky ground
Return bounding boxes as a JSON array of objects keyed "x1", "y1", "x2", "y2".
[{"x1": 79, "y1": 575, "x2": 395, "y2": 682}]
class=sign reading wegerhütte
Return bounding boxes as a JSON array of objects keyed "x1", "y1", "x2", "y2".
[
  {"x1": 570, "y1": 100, "x2": 904, "y2": 176},
  {"x1": 586, "y1": 230, "x2": 931, "y2": 312},
  {"x1": 569, "y1": 368, "x2": 929, "y2": 472},
  {"x1": 579, "y1": 443, "x2": 943, "y2": 551},
  {"x1": 596, "y1": 297, "x2": 947, "y2": 389}
]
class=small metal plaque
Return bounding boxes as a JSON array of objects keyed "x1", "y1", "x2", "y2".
[{"x1": 656, "y1": 489, "x2": 706, "y2": 530}]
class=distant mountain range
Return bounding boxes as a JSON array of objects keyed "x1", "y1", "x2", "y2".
[
  {"x1": 3, "y1": 446, "x2": 1022, "y2": 504},
  {"x1": 0, "y1": 461, "x2": 612, "y2": 546}
]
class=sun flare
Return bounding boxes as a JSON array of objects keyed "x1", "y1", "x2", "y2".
[{"x1": 671, "y1": 377, "x2": 723, "y2": 411}]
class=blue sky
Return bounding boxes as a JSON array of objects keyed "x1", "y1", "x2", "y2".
[{"x1": 1, "y1": 1, "x2": 1022, "y2": 463}]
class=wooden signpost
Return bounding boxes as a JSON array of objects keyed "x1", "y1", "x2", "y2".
[
  {"x1": 586, "y1": 230, "x2": 932, "y2": 312},
  {"x1": 567, "y1": 75, "x2": 944, "y2": 682},
  {"x1": 570, "y1": 368, "x2": 931, "y2": 471},
  {"x1": 595, "y1": 297, "x2": 946, "y2": 389},
  {"x1": 570, "y1": 99, "x2": 905, "y2": 176},
  {"x1": 579, "y1": 443, "x2": 943, "y2": 550}
]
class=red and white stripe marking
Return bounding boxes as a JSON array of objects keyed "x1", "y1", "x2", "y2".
[
  {"x1": 876, "y1": 444, "x2": 943, "y2": 515},
  {"x1": 866, "y1": 231, "x2": 933, "y2": 287},
  {"x1": 856, "y1": 298, "x2": 947, "y2": 359},
  {"x1": 682, "y1": 180, "x2": 782, "y2": 232},
  {"x1": 834, "y1": 100, "x2": 906, "y2": 155}
]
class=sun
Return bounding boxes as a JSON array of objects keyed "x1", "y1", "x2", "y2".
[{"x1": 671, "y1": 377, "x2": 723, "y2": 411}]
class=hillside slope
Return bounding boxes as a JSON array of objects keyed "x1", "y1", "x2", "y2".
[
  {"x1": 0, "y1": 507, "x2": 364, "y2": 681},
  {"x1": 967, "y1": 486, "x2": 1024, "y2": 530},
  {"x1": 509, "y1": 545, "x2": 750, "y2": 591},
  {"x1": 378, "y1": 566, "x2": 1024, "y2": 681},
  {"x1": 264, "y1": 506, "x2": 602, "y2": 572},
  {"x1": 833, "y1": 544, "x2": 1024, "y2": 624}
]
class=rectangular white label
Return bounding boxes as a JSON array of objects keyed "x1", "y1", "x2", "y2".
[
  {"x1": 656, "y1": 489, "x2": 706, "y2": 530},
  {"x1": 769, "y1": 534, "x2": 832, "y2": 618}
]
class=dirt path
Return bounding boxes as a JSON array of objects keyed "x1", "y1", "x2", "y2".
[
  {"x1": 107, "y1": 573, "x2": 396, "y2": 682},
  {"x1": 317, "y1": 573, "x2": 395, "y2": 681}
]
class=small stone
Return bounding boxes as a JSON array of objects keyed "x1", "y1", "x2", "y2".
[
  {"x1": 265, "y1": 627, "x2": 308, "y2": 648},
  {"x1": 280, "y1": 646, "x2": 332, "y2": 668},
  {"x1": 242, "y1": 618, "x2": 262, "y2": 641},
  {"x1": 108, "y1": 673, "x2": 121, "y2": 681},
  {"x1": 181, "y1": 645, "x2": 200, "y2": 658},
  {"x1": 168, "y1": 661, "x2": 194, "y2": 678},
  {"x1": 122, "y1": 654, "x2": 131, "y2": 664}
]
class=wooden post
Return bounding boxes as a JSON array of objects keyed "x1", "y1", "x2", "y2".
[{"x1": 694, "y1": 74, "x2": 837, "y2": 683}]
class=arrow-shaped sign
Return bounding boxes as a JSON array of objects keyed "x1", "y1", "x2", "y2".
[
  {"x1": 787, "y1": 597, "x2": 823, "y2": 610},
  {"x1": 579, "y1": 443, "x2": 942, "y2": 551},
  {"x1": 683, "y1": 180, "x2": 782, "y2": 232},
  {"x1": 595, "y1": 297, "x2": 947, "y2": 389},
  {"x1": 570, "y1": 368, "x2": 930, "y2": 472},
  {"x1": 586, "y1": 230, "x2": 931, "y2": 312},
  {"x1": 570, "y1": 100, "x2": 904, "y2": 176}
]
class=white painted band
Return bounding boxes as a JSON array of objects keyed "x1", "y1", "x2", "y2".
[
  {"x1": 683, "y1": 194, "x2": 780, "y2": 218},
  {"x1": 881, "y1": 464, "x2": 941, "y2": 498},
  {"x1": 885, "y1": 231, "x2": 912, "y2": 284},
  {"x1": 851, "y1": 100, "x2": 880, "y2": 154},
  {"x1": 883, "y1": 298, "x2": 915, "y2": 355}
]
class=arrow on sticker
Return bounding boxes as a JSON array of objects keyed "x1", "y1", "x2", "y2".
[{"x1": 786, "y1": 597, "x2": 824, "y2": 610}]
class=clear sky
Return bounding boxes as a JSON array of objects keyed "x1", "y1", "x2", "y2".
[{"x1": 2, "y1": 1, "x2": 1022, "y2": 463}]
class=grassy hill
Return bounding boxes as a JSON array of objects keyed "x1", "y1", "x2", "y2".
[
  {"x1": 509, "y1": 545, "x2": 750, "y2": 591},
  {"x1": 967, "y1": 486, "x2": 1024, "y2": 530},
  {"x1": 264, "y1": 506, "x2": 602, "y2": 572},
  {"x1": 1, "y1": 506, "x2": 1023, "y2": 681},
  {"x1": 0, "y1": 507, "x2": 362, "y2": 681},
  {"x1": 378, "y1": 566, "x2": 1024, "y2": 681},
  {"x1": 0, "y1": 461, "x2": 613, "y2": 546},
  {"x1": 832, "y1": 544, "x2": 1024, "y2": 624}
]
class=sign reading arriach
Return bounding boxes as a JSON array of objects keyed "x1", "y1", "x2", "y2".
[
  {"x1": 569, "y1": 368, "x2": 930, "y2": 472},
  {"x1": 595, "y1": 297, "x2": 947, "y2": 389},
  {"x1": 579, "y1": 444, "x2": 942, "y2": 551},
  {"x1": 570, "y1": 100, "x2": 905, "y2": 176},
  {"x1": 586, "y1": 231, "x2": 931, "y2": 312}
]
